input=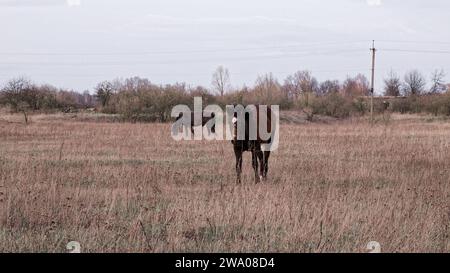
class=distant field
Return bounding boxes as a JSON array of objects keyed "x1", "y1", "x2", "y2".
[{"x1": 0, "y1": 113, "x2": 449, "y2": 252}]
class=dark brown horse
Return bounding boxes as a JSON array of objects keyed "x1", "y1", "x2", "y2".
[{"x1": 232, "y1": 106, "x2": 273, "y2": 184}]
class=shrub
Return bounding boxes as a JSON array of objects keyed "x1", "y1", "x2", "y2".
[
  {"x1": 352, "y1": 97, "x2": 368, "y2": 116},
  {"x1": 311, "y1": 92, "x2": 352, "y2": 118}
]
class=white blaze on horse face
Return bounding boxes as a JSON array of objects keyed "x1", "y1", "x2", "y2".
[
  {"x1": 225, "y1": 105, "x2": 237, "y2": 140},
  {"x1": 232, "y1": 117, "x2": 237, "y2": 139},
  {"x1": 230, "y1": 105, "x2": 247, "y2": 141},
  {"x1": 228, "y1": 104, "x2": 257, "y2": 141}
]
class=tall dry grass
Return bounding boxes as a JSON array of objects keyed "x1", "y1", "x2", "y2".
[{"x1": 0, "y1": 113, "x2": 449, "y2": 252}]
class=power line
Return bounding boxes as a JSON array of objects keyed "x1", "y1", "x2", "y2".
[
  {"x1": 379, "y1": 48, "x2": 450, "y2": 54},
  {"x1": 0, "y1": 49, "x2": 367, "y2": 66},
  {"x1": 377, "y1": 40, "x2": 450, "y2": 46},
  {"x1": 1, "y1": 40, "x2": 449, "y2": 56},
  {"x1": 0, "y1": 41, "x2": 368, "y2": 56},
  {"x1": 0, "y1": 67, "x2": 370, "y2": 79}
]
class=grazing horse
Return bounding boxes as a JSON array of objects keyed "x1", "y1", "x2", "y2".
[
  {"x1": 232, "y1": 106, "x2": 273, "y2": 184},
  {"x1": 176, "y1": 112, "x2": 215, "y2": 135}
]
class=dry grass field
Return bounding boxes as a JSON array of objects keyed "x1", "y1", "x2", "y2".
[{"x1": 0, "y1": 113, "x2": 449, "y2": 252}]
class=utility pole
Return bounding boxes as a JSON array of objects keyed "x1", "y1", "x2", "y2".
[{"x1": 370, "y1": 40, "x2": 376, "y2": 123}]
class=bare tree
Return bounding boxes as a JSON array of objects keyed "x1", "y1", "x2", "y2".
[
  {"x1": 211, "y1": 66, "x2": 230, "y2": 96},
  {"x1": 1, "y1": 78, "x2": 30, "y2": 108},
  {"x1": 95, "y1": 81, "x2": 114, "y2": 107},
  {"x1": 82, "y1": 90, "x2": 96, "y2": 108},
  {"x1": 254, "y1": 73, "x2": 281, "y2": 96},
  {"x1": 342, "y1": 74, "x2": 370, "y2": 97},
  {"x1": 0, "y1": 78, "x2": 34, "y2": 123},
  {"x1": 403, "y1": 70, "x2": 426, "y2": 96},
  {"x1": 283, "y1": 73, "x2": 301, "y2": 99},
  {"x1": 383, "y1": 70, "x2": 402, "y2": 97},
  {"x1": 430, "y1": 69, "x2": 447, "y2": 94},
  {"x1": 355, "y1": 74, "x2": 370, "y2": 95},
  {"x1": 318, "y1": 80, "x2": 340, "y2": 95},
  {"x1": 122, "y1": 76, "x2": 152, "y2": 93},
  {"x1": 283, "y1": 70, "x2": 318, "y2": 99},
  {"x1": 252, "y1": 73, "x2": 286, "y2": 105}
]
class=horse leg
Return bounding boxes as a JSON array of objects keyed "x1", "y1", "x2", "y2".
[
  {"x1": 252, "y1": 150, "x2": 260, "y2": 184},
  {"x1": 263, "y1": 151, "x2": 270, "y2": 180},
  {"x1": 257, "y1": 150, "x2": 270, "y2": 181},
  {"x1": 234, "y1": 148, "x2": 243, "y2": 184},
  {"x1": 256, "y1": 150, "x2": 264, "y2": 182}
]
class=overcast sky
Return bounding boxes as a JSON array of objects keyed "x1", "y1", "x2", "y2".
[{"x1": 1, "y1": 0, "x2": 450, "y2": 94}]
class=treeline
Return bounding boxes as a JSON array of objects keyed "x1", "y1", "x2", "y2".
[
  {"x1": 1, "y1": 68, "x2": 450, "y2": 122},
  {"x1": 0, "y1": 78, "x2": 95, "y2": 113},
  {"x1": 91, "y1": 72, "x2": 375, "y2": 121}
]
